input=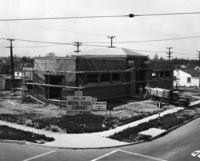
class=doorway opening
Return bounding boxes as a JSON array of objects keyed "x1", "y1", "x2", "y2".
[{"x1": 45, "y1": 75, "x2": 63, "y2": 99}]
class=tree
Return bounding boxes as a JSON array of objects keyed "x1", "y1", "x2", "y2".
[
  {"x1": 153, "y1": 53, "x2": 159, "y2": 60},
  {"x1": 160, "y1": 57, "x2": 164, "y2": 60}
]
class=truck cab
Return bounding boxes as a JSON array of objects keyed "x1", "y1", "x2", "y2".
[{"x1": 169, "y1": 90, "x2": 190, "y2": 107}]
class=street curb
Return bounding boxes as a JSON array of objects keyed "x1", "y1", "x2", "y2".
[
  {"x1": 0, "y1": 139, "x2": 27, "y2": 145},
  {"x1": 0, "y1": 139, "x2": 144, "y2": 150},
  {"x1": 0, "y1": 134, "x2": 144, "y2": 150},
  {"x1": 26, "y1": 139, "x2": 144, "y2": 150},
  {"x1": 0, "y1": 114, "x2": 200, "y2": 150},
  {"x1": 150, "y1": 114, "x2": 200, "y2": 140}
]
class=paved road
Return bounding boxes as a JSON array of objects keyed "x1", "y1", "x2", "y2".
[{"x1": 0, "y1": 117, "x2": 200, "y2": 161}]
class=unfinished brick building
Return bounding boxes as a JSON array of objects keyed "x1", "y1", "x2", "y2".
[{"x1": 28, "y1": 48, "x2": 152, "y2": 101}]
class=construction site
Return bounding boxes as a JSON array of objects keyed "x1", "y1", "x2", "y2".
[{"x1": 0, "y1": 47, "x2": 199, "y2": 138}]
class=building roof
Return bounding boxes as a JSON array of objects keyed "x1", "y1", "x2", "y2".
[
  {"x1": 150, "y1": 60, "x2": 174, "y2": 71},
  {"x1": 181, "y1": 68, "x2": 200, "y2": 77},
  {"x1": 34, "y1": 48, "x2": 147, "y2": 60},
  {"x1": 69, "y1": 47, "x2": 147, "y2": 57}
]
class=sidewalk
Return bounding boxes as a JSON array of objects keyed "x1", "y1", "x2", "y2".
[
  {"x1": 93, "y1": 107, "x2": 183, "y2": 137},
  {"x1": 189, "y1": 99, "x2": 200, "y2": 106},
  {"x1": 0, "y1": 107, "x2": 184, "y2": 149}
]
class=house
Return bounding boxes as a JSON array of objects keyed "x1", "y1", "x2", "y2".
[
  {"x1": 28, "y1": 48, "x2": 152, "y2": 101},
  {"x1": 14, "y1": 71, "x2": 22, "y2": 78},
  {"x1": 174, "y1": 68, "x2": 200, "y2": 87}
]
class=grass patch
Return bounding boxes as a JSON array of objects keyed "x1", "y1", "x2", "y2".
[
  {"x1": 110, "y1": 110, "x2": 195, "y2": 142},
  {"x1": 0, "y1": 125, "x2": 54, "y2": 143}
]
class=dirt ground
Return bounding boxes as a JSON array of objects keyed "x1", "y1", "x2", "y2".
[
  {"x1": 0, "y1": 98, "x2": 168, "y2": 121},
  {"x1": 0, "y1": 96, "x2": 175, "y2": 133},
  {"x1": 0, "y1": 99, "x2": 66, "y2": 118},
  {"x1": 0, "y1": 90, "x2": 186, "y2": 133},
  {"x1": 93, "y1": 100, "x2": 173, "y2": 120}
]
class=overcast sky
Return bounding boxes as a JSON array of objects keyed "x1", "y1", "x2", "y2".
[{"x1": 0, "y1": 0, "x2": 200, "y2": 59}]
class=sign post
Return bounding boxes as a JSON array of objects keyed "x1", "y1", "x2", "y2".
[{"x1": 157, "y1": 101, "x2": 164, "y2": 127}]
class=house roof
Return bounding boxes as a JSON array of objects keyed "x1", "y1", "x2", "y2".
[
  {"x1": 69, "y1": 47, "x2": 147, "y2": 58},
  {"x1": 181, "y1": 68, "x2": 200, "y2": 77}
]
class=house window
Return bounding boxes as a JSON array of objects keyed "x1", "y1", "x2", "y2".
[
  {"x1": 87, "y1": 74, "x2": 98, "y2": 83},
  {"x1": 112, "y1": 73, "x2": 120, "y2": 81},
  {"x1": 100, "y1": 73, "x2": 110, "y2": 82},
  {"x1": 187, "y1": 77, "x2": 191, "y2": 83}
]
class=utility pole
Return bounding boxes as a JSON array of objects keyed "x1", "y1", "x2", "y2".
[
  {"x1": 167, "y1": 47, "x2": 173, "y2": 61},
  {"x1": 7, "y1": 39, "x2": 15, "y2": 93},
  {"x1": 107, "y1": 36, "x2": 115, "y2": 48},
  {"x1": 197, "y1": 51, "x2": 200, "y2": 66},
  {"x1": 74, "y1": 42, "x2": 82, "y2": 53}
]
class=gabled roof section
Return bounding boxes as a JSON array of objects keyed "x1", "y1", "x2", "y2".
[
  {"x1": 69, "y1": 47, "x2": 147, "y2": 57},
  {"x1": 181, "y1": 68, "x2": 200, "y2": 77}
]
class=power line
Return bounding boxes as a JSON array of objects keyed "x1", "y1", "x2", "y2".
[
  {"x1": 0, "y1": 12, "x2": 199, "y2": 21},
  {"x1": 14, "y1": 22, "x2": 107, "y2": 37},
  {"x1": 0, "y1": 43, "x2": 194, "y2": 57},
  {"x1": 0, "y1": 14, "x2": 129, "y2": 21},
  {"x1": 2, "y1": 34, "x2": 200, "y2": 47},
  {"x1": 0, "y1": 37, "x2": 110, "y2": 48},
  {"x1": 12, "y1": 45, "x2": 58, "y2": 48},
  {"x1": 14, "y1": 39, "x2": 108, "y2": 48},
  {"x1": 128, "y1": 48, "x2": 196, "y2": 57},
  {"x1": 134, "y1": 11, "x2": 200, "y2": 17},
  {"x1": 82, "y1": 43, "x2": 108, "y2": 47},
  {"x1": 0, "y1": 37, "x2": 198, "y2": 58},
  {"x1": 14, "y1": 38, "x2": 74, "y2": 45},
  {"x1": 85, "y1": 35, "x2": 200, "y2": 44},
  {"x1": 130, "y1": 48, "x2": 165, "y2": 53}
]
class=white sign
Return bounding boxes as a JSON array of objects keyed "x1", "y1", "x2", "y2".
[
  {"x1": 66, "y1": 96, "x2": 92, "y2": 115},
  {"x1": 75, "y1": 90, "x2": 83, "y2": 96},
  {"x1": 92, "y1": 101, "x2": 107, "y2": 111}
]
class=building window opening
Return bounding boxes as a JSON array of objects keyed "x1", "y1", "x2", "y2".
[
  {"x1": 45, "y1": 75, "x2": 63, "y2": 99},
  {"x1": 100, "y1": 73, "x2": 110, "y2": 82},
  {"x1": 125, "y1": 73, "x2": 130, "y2": 82},
  {"x1": 160, "y1": 72, "x2": 164, "y2": 77},
  {"x1": 136, "y1": 70, "x2": 145, "y2": 81},
  {"x1": 86, "y1": 73, "x2": 98, "y2": 84},
  {"x1": 112, "y1": 73, "x2": 120, "y2": 81}
]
